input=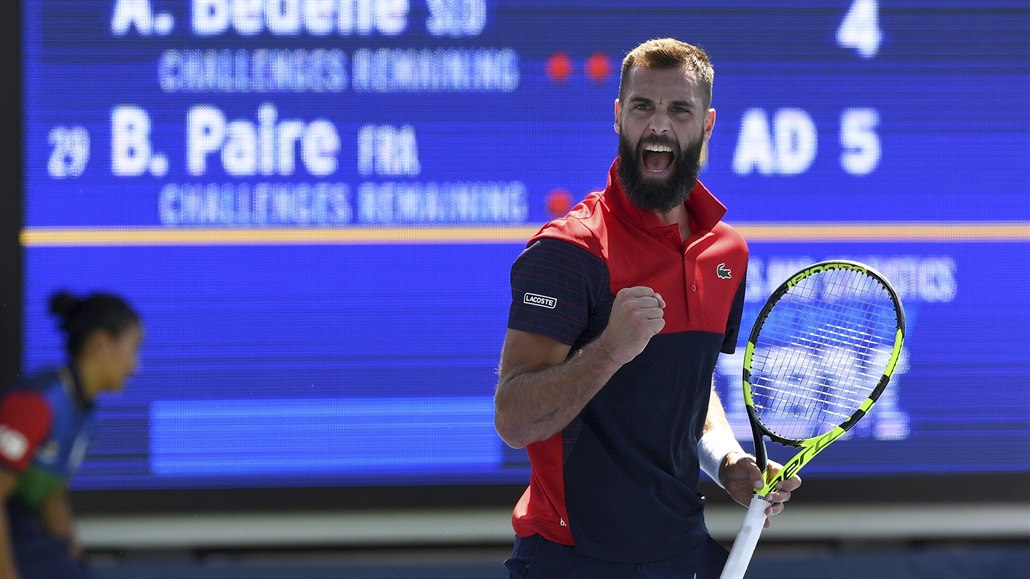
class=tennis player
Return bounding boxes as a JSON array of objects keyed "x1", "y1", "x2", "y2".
[
  {"x1": 494, "y1": 38, "x2": 802, "y2": 578},
  {"x1": 0, "y1": 291, "x2": 142, "y2": 579}
]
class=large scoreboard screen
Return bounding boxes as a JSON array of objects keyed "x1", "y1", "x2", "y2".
[{"x1": 21, "y1": 1, "x2": 1030, "y2": 492}]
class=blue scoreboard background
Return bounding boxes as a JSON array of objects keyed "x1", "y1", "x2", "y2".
[{"x1": 21, "y1": 1, "x2": 1030, "y2": 492}]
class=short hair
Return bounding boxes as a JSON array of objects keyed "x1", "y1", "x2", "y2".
[
  {"x1": 618, "y1": 38, "x2": 715, "y2": 110},
  {"x1": 49, "y1": 291, "x2": 140, "y2": 358}
]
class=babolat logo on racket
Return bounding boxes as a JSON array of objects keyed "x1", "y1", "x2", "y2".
[
  {"x1": 763, "y1": 428, "x2": 845, "y2": 493},
  {"x1": 523, "y1": 293, "x2": 557, "y2": 309},
  {"x1": 786, "y1": 262, "x2": 867, "y2": 289}
]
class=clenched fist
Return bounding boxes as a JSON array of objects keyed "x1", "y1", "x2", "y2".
[{"x1": 596, "y1": 286, "x2": 666, "y2": 365}]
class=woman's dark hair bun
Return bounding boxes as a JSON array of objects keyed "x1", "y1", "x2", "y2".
[
  {"x1": 48, "y1": 291, "x2": 81, "y2": 324},
  {"x1": 46, "y1": 290, "x2": 139, "y2": 358}
]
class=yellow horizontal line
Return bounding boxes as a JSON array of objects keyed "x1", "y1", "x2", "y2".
[
  {"x1": 20, "y1": 226, "x2": 540, "y2": 246},
  {"x1": 19, "y1": 222, "x2": 1030, "y2": 247}
]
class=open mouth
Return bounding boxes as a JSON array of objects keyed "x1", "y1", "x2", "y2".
[{"x1": 641, "y1": 143, "x2": 675, "y2": 174}]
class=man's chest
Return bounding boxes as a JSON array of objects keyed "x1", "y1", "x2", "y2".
[{"x1": 603, "y1": 231, "x2": 745, "y2": 334}]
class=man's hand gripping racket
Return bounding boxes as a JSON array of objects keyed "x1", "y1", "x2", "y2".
[{"x1": 719, "y1": 260, "x2": 906, "y2": 579}]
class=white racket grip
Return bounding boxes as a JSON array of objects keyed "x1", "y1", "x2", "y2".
[{"x1": 719, "y1": 495, "x2": 771, "y2": 579}]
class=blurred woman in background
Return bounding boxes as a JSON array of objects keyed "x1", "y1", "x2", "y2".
[{"x1": 0, "y1": 291, "x2": 142, "y2": 579}]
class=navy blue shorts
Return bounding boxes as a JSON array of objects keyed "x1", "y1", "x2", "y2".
[{"x1": 504, "y1": 534, "x2": 729, "y2": 579}]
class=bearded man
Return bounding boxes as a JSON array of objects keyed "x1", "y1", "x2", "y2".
[{"x1": 494, "y1": 38, "x2": 802, "y2": 579}]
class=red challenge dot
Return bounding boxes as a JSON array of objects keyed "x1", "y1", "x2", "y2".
[
  {"x1": 585, "y1": 52, "x2": 612, "y2": 83},
  {"x1": 546, "y1": 189, "x2": 573, "y2": 217},
  {"x1": 546, "y1": 52, "x2": 573, "y2": 83}
]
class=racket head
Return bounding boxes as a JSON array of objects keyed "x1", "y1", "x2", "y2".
[{"x1": 743, "y1": 260, "x2": 906, "y2": 455}]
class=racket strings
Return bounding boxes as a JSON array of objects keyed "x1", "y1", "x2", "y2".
[{"x1": 749, "y1": 269, "x2": 900, "y2": 441}]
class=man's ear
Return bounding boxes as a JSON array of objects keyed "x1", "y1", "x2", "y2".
[
  {"x1": 700, "y1": 109, "x2": 716, "y2": 169},
  {"x1": 614, "y1": 98, "x2": 622, "y2": 134},
  {"x1": 704, "y1": 108, "x2": 716, "y2": 140}
]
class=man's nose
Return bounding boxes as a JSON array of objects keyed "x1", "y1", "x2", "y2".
[{"x1": 649, "y1": 113, "x2": 670, "y2": 134}]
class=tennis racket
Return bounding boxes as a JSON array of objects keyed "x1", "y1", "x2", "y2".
[{"x1": 719, "y1": 260, "x2": 906, "y2": 579}]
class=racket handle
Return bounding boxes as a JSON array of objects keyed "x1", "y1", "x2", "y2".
[{"x1": 719, "y1": 495, "x2": 771, "y2": 579}]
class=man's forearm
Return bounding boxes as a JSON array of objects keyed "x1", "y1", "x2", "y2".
[
  {"x1": 699, "y1": 383, "x2": 746, "y2": 486},
  {"x1": 495, "y1": 339, "x2": 620, "y2": 448},
  {"x1": 703, "y1": 385, "x2": 736, "y2": 435}
]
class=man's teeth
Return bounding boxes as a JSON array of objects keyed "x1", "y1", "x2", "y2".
[{"x1": 644, "y1": 144, "x2": 672, "y2": 153}]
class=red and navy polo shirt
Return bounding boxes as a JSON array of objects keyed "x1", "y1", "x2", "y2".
[{"x1": 506, "y1": 158, "x2": 748, "y2": 563}]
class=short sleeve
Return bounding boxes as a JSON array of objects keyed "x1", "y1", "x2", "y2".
[
  {"x1": 508, "y1": 238, "x2": 609, "y2": 346},
  {"x1": 0, "y1": 392, "x2": 53, "y2": 473}
]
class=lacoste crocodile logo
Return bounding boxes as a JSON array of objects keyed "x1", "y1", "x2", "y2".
[{"x1": 716, "y1": 263, "x2": 732, "y2": 279}]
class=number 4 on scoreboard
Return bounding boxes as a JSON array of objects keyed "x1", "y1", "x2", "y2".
[{"x1": 837, "y1": 0, "x2": 882, "y2": 59}]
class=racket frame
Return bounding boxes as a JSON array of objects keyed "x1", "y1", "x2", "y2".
[{"x1": 742, "y1": 260, "x2": 905, "y2": 496}]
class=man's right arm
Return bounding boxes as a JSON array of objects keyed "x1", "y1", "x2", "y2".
[
  {"x1": 494, "y1": 329, "x2": 619, "y2": 449},
  {"x1": 494, "y1": 286, "x2": 667, "y2": 449}
]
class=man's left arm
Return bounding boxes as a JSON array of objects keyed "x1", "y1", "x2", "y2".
[{"x1": 700, "y1": 383, "x2": 802, "y2": 525}]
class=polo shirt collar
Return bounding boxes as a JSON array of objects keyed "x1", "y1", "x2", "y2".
[{"x1": 604, "y1": 157, "x2": 726, "y2": 235}]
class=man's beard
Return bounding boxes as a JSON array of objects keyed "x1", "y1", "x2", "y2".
[{"x1": 617, "y1": 131, "x2": 705, "y2": 213}]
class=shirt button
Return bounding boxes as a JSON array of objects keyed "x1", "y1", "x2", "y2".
[{"x1": 690, "y1": 284, "x2": 697, "y2": 292}]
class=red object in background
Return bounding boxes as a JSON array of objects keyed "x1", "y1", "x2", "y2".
[
  {"x1": 585, "y1": 52, "x2": 612, "y2": 83},
  {"x1": 546, "y1": 188, "x2": 573, "y2": 217},
  {"x1": 547, "y1": 52, "x2": 573, "y2": 83}
]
